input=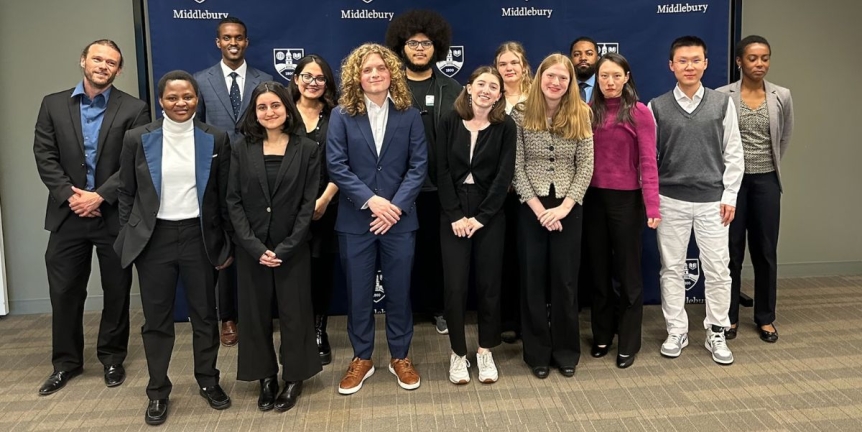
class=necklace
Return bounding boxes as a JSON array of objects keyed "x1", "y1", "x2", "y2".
[{"x1": 409, "y1": 74, "x2": 435, "y2": 114}]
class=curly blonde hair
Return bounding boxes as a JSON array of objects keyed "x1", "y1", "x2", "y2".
[
  {"x1": 520, "y1": 53, "x2": 592, "y2": 141},
  {"x1": 338, "y1": 43, "x2": 412, "y2": 116}
]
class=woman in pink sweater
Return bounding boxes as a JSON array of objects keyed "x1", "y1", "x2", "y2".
[{"x1": 584, "y1": 53, "x2": 660, "y2": 369}]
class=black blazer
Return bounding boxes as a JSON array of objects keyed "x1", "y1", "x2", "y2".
[
  {"x1": 227, "y1": 134, "x2": 320, "y2": 261},
  {"x1": 114, "y1": 119, "x2": 232, "y2": 268},
  {"x1": 296, "y1": 113, "x2": 334, "y2": 201},
  {"x1": 436, "y1": 110, "x2": 517, "y2": 225},
  {"x1": 34, "y1": 87, "x2": 150, "y2": 235}
]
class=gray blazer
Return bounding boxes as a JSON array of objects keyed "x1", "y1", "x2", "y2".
[
  {"x1": 194, "y1": 63, "x2": 273, "y2": 144},
  {"x1": 716, "y1": 79, "x2": 794, "y2": 191}
]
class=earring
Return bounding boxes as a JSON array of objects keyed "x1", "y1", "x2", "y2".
[{"x1": 468, "y1": 95, "x2": 473, "y2": 105}]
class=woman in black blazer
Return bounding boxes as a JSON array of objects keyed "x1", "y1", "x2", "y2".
[
  {"x1": 288, "y1": 55, "x2": 339, "y2": 365},
  {"x1": 437, "y1": 66, "x2": 516, "y2": 385},
  {"x1": 226, "y1": 81, "x2": 321, "y2": 412}
]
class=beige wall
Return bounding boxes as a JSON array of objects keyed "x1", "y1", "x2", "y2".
[
  {"x1": 742, "y1": 0, "x2": 862, "y2": 275},
  {"x1": 0, "y1": 0, "x2": 859, "y2": 314}
]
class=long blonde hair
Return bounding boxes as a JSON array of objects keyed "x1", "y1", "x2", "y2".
[
  {"x1": 338, "y1": 43, "x2": 412, "y2": 116},
  {"x1": 520, "y1": 53, "x2": 592, "y2": 141},
  {"x1": 494, "y1": 42, "x2": 533, "y2": 97}
]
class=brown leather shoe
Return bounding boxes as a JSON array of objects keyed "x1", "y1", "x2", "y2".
[
  {"x1": 338, "y1": 358, "x2": 375, "y2": 395},
  {"x1": 220, "y1": 321, "x2": 238, "y2": 347},
  {"x1": 389, "y1": 358, "x2": 421, "y2": 390}
]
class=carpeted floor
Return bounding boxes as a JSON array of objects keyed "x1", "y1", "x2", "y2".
[{"x1": 2, "y1": 275, "x2": 862, "y2": 431}]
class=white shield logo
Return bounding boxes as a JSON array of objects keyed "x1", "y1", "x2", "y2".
[
  {"x1": 683, "y1": 258, "x2": 701, "y2": 291},
  {"x1": 273, "y1": 48, "x2": 305, "y2": 80},
  {"x1": 194, "y1": 0, "x2": 205, "y2": 4},
  {"x1": 597, "y1": 42, "x2": 620, "y2": 56},
  {"x1": 436, "y1": 45, "x2": 464, "y2": 78}
]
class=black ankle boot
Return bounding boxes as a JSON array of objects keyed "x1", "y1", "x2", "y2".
[
  {"x1": 315, "y1": 315, "x2": 332, "y2": 365},
  {"x1": 258, "y1": 376, "x2": 278, "y2": 411}
]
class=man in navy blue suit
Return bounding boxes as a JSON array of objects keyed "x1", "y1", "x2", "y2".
[
  {"x1": 193, "y1": 17, "x2": 272, "y2": 347},
  {"x1": 326, "y1": 43, "x2": 427, "y2": 395}
]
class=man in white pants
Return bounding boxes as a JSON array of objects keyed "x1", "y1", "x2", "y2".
[{"x1": 648, "y1": 36, "x2": 743, "y2": 365}]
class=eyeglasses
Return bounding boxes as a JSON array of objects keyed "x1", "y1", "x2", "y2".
[
  {"x1": 298, "y1": 73, "x2": 326, "y2": 84},
  {"x1": 405, "y1": 40, "x2": 433, "y2": 49},
  {"x1": 674, "y1": 59, "x2": 704, "y2": 67}
]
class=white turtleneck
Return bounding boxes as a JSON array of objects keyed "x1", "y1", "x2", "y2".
[{"x1": 157, "y1": 113, "x2": 200, "y2": 220}]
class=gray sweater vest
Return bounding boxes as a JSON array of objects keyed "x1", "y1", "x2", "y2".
[{"x1": 650, "y1": 88, "x2": 729, "y2": 203}]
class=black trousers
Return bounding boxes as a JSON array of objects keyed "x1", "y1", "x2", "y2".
[
  {"x1": 135, "y1": 218, "x2": 219, "y2": 400},
  {"x1": 583, "y1": 188, "x2": 645, "y2": 356},
  {"x1": 729, "y1": 172, "x2": 781, "y2": 326},
  {"x1": 311, "y1": 205, "x2": 338, "y2": 316},
  {"x1": 500, "y1": 191, "x2": 521, "y2": 334},
  {"x1": 440, "y1": 185, "x2": 504, "y2": 356},
  {"x1": 410, "y1": 190, "x2": 444, "y2": 316},
  {"x1": 236, "y1": 243, "x2": 321, "y2": 382},
  {"x1": 216, "y1": 259, "x2": 237, "y2": 322},
  {"x1": 45, "y1": 215, "x2": 132, "y2": 371},
  {"x1": 518, "y1": 196, "x2": 583, "y2": 368}
]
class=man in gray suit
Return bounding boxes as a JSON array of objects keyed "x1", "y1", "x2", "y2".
[{"x1": 194, "y1": 17, "x2": 272, "y2": 347}]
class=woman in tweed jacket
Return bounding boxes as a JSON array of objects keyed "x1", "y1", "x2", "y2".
[{"x1": 511, "y1": 53, "x2": 593, "y2": 379}]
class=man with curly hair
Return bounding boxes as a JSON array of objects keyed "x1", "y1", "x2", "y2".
[
  {"x1": 326, "y1": 44, "x2": 428, "y2": 395},
  {"x1": 385, "y1": 9, "x2": 462, "y2": 336}
]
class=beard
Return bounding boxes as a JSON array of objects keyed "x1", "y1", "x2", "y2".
[
  {"x1": 403, "y1": 52, "x2": 434, "y2": 73},
  {"x1": 575, "y1": 63, "x2": 596, "y2": 81}
]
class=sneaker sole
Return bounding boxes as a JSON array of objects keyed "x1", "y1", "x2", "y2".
[
  {"x1": 436, "y1": 328, "x2": 449, "y2": 335},
  {"x1": 449, "y1": 376, "x2": 470, "y2": 385},
  {"x1": 704, "y1": 341, "x2": 734, "y2": 365},
  {"x1": 338, "y1": 366, "x2": 375, "y2": 395},
  {"x1": 389, "y1": 365, "x2": 421, "y2": 390},
  {"x1": 478, "y1": 375, "x2": 498, "y2": 384},
  {"x1": 660, "y1": 338, "x2": 689, "y2": 358}
]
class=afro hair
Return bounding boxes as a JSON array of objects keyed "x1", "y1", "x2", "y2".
[{"x1": 385, "y1": 9, "x2": 452, "y2": 63}]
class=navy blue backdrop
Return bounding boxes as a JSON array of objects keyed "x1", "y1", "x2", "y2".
[{"x1": 141, "y1": 0, "x2": 732, "y2": 318}]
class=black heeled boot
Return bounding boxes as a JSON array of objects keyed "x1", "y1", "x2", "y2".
[
  {"x1": 258, "y1": 376, "x2": 278, "y2": 411},
  {"x1": 316, "y1": 315, "x2": 332, "y2": 365}
]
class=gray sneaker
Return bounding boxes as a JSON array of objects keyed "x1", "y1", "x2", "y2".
[
  {"x1": 660, "y1": 333, "x2": 689, "y2": 358},
  {"x1": 705, "y1": 326, "x2": 734, "y2": 365},
  {"x1": 434, "y1": 315, "x2": 448, "y2": 335}
]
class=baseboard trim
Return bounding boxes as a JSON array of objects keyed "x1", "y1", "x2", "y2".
[{"x1": 9, "y1": 292, "x2": 142, "y2": 315}]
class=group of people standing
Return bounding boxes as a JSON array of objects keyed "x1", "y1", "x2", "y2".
[{"x1": 32, "y1": 9, "x2": 792, "y2": 427}]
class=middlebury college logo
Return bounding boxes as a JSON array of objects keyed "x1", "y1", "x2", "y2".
[
  {"x1": 597, "y1": 42, "x2": 620, "y2": 56},
  {"x1": 373, "y1": 270, "x2": 385, "y2": 313},
  {"x1": 683, "y1": 258, "x2": 701, "y2": 290},
  {"x1": 273, "y1": 48, "x2": 305, "y2": 80},
  {"x1": 436, "y1": 45, "x2": 464, "y2": 78}
]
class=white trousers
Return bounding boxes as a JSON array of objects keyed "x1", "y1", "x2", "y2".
[{"x1": 657, "y1": 195, "x2": 731, "y2": 335}]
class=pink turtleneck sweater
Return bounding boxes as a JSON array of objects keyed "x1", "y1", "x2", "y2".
[{"x1": 590, "y1": 98, "x2": 660, "y2": 219}]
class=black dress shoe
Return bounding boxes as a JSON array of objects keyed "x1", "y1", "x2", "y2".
[
  {"x1": 258, "y1": 376, "x2": 279, "y2": 411},
  {"x1": 145, "y1": 398, "x2": 169, "y2": 425},
  {"x1": 532, "y1": 366, "x2": 549, "y2": 379},
  {"x1": 38, "y1": 367, "x2": 83, "y2": 396},
  {"x1": 104, "y1": 364, "x2": 126, "y2": 387},
  {"x1": 760, "y1": 325, "x2": 779, "y2": 343},
  {"x1": 199, "y1": 385, "x2": 231, "y2": 410},
  {"x1": 616, "y1": 354, "x2": 636, "y2": 369},
  {"x1": 274, "y1": 381, "x2": 303, "y2": 412},
  {"x1": 501, "y1": 330, "x2": 521, "y2": 344},
  {"x1": 591, "y1": 344, "x2": 610, "y2": 358},
  {"x1": 558, "y1": 366, "x2": 575, "y2": 377},
  {"x1": 725, "y1": 325, "x2": 738, "y2": 340},
  {"x1": 316, "y1": 315, "x2": 332, "y2": 366}
]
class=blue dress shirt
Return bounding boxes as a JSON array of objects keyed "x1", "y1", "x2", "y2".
[
  {"x1": 579, "y1": 74, "x2": 596, "y2": 102},
  {"x1": 71, "y1": 82, "x2": 111, "y2": 191}
]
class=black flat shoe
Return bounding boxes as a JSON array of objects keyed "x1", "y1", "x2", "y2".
[
  {"x1": 501, "y1": 331, "x2": 520, "y2": 344},
  {"x1": 558, "y1": 366, "x2": 575, "y2": 377},
  {"x1": 38, "y1": 367, "x2": 83, "y2": 396},
  {"x1": 591, "y1": 344, "x2": 610, "y2": 358},
  {"x1": 725, "y1": 325, "x2": 738, "y2": 340},
  {"x1": 617, "y1": 354, "x2": 635, "y2": 369},
  {"x1": 532, "y1": 366, "x2": 549, "y2": 379},
  {"x1": 145, "y1": 398, "x2": 169, "y2": 425},
  {"x1": 760, "y1": 324, "x2": 779, "y2": 343},
  {"x1": 274, "y1": 381, "x2": 303, "y2": 412},
  {"x1": 104, "y1": 364, "x2": 125, "y2": 387},
  {"x1": 199, "y1": 385, "x2": 231, "y2": 410},
  {"x1": 258, "y1": 376, "x2": 279, "y2": 411}
]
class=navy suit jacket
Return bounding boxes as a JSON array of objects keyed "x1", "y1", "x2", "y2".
[
  {"x1": 194, "y1": 63, "x2": 273, "y2": 143},
  {"x1": 114, "y1": 119, "x2": 232, "y2": 268},
  {"x1": 326, "y1": 103, "x2": 427, "y2": 235}
]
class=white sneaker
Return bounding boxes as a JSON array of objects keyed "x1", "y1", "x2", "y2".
[
  {"x1": 476, "y1": 351, "x2": 498, "y2": 383},
  {"x1": 448, "y1": 353, "x2": 470, "y2": 385},
  {"x1": 705, "y1": 326, "x2": 734, "y2": 365},
  {"x1": 660, "y1": 333, "x2": 689, "y2": 358}
]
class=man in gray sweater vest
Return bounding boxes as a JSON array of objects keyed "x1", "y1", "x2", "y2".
[{"x1": 648, "y1": 36, "x2": 744, "y2": 365}]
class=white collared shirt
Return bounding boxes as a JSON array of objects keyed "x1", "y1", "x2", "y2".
[
  {"x1": 220, "y1": 60, "x2": 248, "y2": 100},
  {"x1": 364, "y1": 93, "x2": 393, "y2": 156}
]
